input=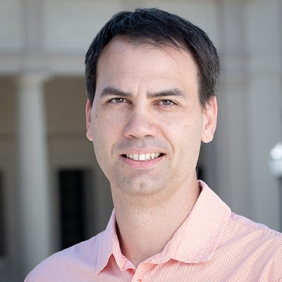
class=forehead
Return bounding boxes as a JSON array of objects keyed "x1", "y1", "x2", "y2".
[
  {"x1": 98, "y1": 36, "x2": 197, "y2": 67},
  {"x1": 96, "y1": 37, "x2": 199, "y2": 97}
]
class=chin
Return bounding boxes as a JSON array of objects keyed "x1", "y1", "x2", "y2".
[{"x1": 117, "y1": 179, "x2": 165, "y2": 196}]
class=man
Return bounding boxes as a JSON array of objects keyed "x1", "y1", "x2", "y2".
[{"x1": 25, "y1": 8, "x2": 282, "y2": 281}]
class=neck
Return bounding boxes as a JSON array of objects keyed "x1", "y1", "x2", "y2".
[{"x1": 112, "y1": 177, "x2": 200, "y2": 267}]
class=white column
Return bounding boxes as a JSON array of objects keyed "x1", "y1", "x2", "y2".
[
  {"x1": 215, "y1": 0, "x2": 252, "y2": 217},
  {"x1": 215, "y1": 0, "x2": 282, "y2": 231},
  {"x1": 244, "y1": 0, "x2": 282, "y2": 231},
  {"x1": 16, "y1": 74, "x2": 51, "y2": 277}
]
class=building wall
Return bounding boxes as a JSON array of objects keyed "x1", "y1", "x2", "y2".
[{"x1": 0, "y1": 0, "x2": 281, "y2": 281}]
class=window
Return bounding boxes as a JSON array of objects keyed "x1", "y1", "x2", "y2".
[
  {"x1": 0, "y1": 172, "x2": 5, "y2": 256},
  {"x1": 58, "y1": 169, "x2": 87, "y2": 250}
]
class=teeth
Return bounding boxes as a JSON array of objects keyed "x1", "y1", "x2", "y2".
[
  {"x1": 139, "y1": 154, "x2": 145, "y2": 161},
  {"x1": 126, "y1": 153, "x2": 161, "y2": 161}
]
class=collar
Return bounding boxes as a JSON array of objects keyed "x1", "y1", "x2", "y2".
[
  {"x1": 95, "y1": 181, "x2": 231, "y2": 274},
  {"x1": 168, "y1": 180, "x2": 231, "y2": 263}
]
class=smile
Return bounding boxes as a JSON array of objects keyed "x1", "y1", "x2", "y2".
[{"x1": 124, "y1": 153, "x2": 162, "y2": 161}]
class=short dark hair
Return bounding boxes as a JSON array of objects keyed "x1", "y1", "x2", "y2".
[{"x1": 85, "y1": 8, "x2": 220, "y2": 108}]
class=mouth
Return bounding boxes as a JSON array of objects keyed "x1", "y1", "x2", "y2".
[{"x1": 122, "y1": 153, "x2": 164, "y2": 161}]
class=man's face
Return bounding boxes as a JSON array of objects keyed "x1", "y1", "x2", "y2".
[{"x1": 86, "y1": 37, "x2": 217, "y2": 198}]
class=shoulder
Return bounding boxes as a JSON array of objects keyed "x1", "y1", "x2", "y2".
[
  {"x1": 25, "y1": 232, "x2": 104, "y2": 282},
  {"x1": 228, "y1": 212, "x2": 282, "y2": 240},
  {"x1": 224, "y1": 212, "x2": 282, "y2": 266}
]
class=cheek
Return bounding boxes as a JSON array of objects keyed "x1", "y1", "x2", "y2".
[
  {"x1": 92, "y1": 111, "x2": 120, "y2": 154},
  {"x1": 178, "y1": 119, "x2": 203, "y2": 152},
  {"x1": 92, "y1": 111, "x2": 107, "y2": 151},
  {"x1": 92, "y1": 107, "x2": 109, "y2": 136}
]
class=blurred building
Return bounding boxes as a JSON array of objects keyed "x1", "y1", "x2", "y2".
[{"x1": 0, "y1": 0, "x2": 282, "y2": 281}]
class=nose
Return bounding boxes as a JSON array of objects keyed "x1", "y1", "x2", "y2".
[{"x1": 124, "y1": 105, "x2": 158, "y2": 139}]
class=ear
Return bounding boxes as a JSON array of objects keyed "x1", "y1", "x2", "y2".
[
  {"x1": 86, "y1": 98, "x2": 93, "y2": 141},
  {"x1": 201, "y1": 96, "x2": 218, "y2": 143}
]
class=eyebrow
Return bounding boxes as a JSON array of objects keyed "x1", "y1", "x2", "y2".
[
  {"x1": 100, "y1": 87, "x2": 132, "y2": 98},
  {"x1": 147, "y1": 88, "x2": 186, "y2": 99},
  {"x1": 100, "y1": 86, "x2": 187, "y2": 99}
]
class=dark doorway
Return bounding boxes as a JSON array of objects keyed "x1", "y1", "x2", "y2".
[
  {"x1": 58, "y1": 169, "x2": 87, "y2": 250},
  {"x1": 0, "y1": 172, "x2": 5, "y2": 256}
]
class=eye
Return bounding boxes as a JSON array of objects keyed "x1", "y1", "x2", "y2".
[
  {"x1": 108, "y1": 98, "x2": 128, "y2": 104},
  {"x1": 158, "y1": 99, "x2": 176, "y2": 106}
]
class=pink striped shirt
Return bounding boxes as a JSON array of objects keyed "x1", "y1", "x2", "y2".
[{"x1": 25, "y1": 181, "x2": 282, "y2": 281}]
